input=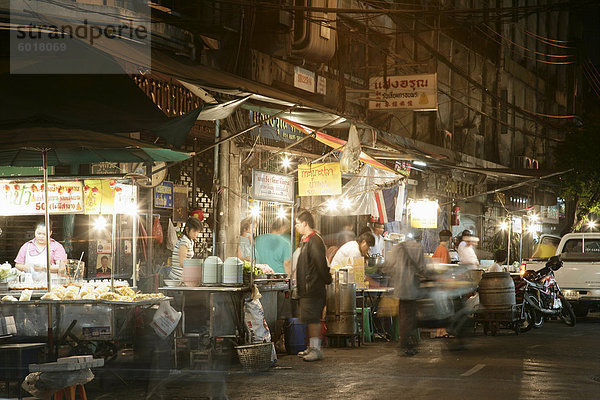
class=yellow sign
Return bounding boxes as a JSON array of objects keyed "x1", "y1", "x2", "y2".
[
  {"x1": 0, "y1": 181, "x2": 83, "y2": 215},
  {"x1": 84, "y1": 180, "x2": 115, "y2": 214},
  {"x1": 297, "y1": 162, "x2": 342, "y2": 197},
  {"x1": 410, "y1": 200, "x2": 438, "y2": 229}
]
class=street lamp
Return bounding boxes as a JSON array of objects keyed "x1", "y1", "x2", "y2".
[{"x1": 588, "y1": 220, "x2": 596, "y2": 231}]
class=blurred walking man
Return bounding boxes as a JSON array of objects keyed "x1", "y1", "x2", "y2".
[{"x1": 385, "y1": 231, "x2": 427, "y2": 356}]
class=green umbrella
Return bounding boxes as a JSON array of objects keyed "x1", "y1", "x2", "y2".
[{"x1": 0, "y1": 128, "x2": 191, "y2": 166}]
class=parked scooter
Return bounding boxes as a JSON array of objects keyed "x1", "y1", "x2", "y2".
[{"x1": 521, "y1": 256, "x2": 576, "y2": 327}]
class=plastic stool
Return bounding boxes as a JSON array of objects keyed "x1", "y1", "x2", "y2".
[
  {"x1": 53, "y1": 384, "x2": 87, "y2": 400},
  {"x1": 356, "y1": 307, "x2": 373, "y2": 343}
]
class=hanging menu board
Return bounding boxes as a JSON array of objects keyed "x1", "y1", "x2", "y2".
[{"x1": 252, "y1": 170, "x2": 294, "y2": 204}]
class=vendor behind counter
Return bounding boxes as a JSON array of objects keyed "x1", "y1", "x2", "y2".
[{"x1": 14, "y1": 220, "x2": 67, "y2": 282}]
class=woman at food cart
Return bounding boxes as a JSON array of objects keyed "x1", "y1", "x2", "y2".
[
  {"x1": 238, "y1": 217, "x2": 256, "y2": 262},
  {"x1": 169, "y1": 217, "x2": 203, "y2": 280},
  {"x1": 14, "y1": 221, "x2": 67, "y2": 281}
]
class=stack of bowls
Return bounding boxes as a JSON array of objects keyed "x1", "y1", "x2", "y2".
[
  {"x1": 222, "y1": 257, "x2": 243, "y2": 286},
  {"x1": 203, "y1": 256, "x2": 223, "y2": 285},
  {"x1": 183, "y1": 259, "x2": 203, "y2": 287}
]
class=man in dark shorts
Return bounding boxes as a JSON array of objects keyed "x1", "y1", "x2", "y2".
[{"x1": 295, "y1": 209, "x2": 332, "y2": 362}]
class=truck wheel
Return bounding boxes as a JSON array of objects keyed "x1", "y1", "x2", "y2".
[{"x1": 558, "y1": 296, "x2": 576, "y2": 327}]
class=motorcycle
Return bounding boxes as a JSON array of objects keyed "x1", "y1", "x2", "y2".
[{"x1": 520, "y1": 256, "x2": 576, "y2": 327}]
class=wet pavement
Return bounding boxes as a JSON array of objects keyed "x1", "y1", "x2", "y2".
[{"x1": 85, "y1": 313, "x2": 600, "y2": 400}]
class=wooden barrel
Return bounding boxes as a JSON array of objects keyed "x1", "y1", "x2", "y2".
[{"x1": 478, "y1": 272, "x2": 516, "y2": 309}]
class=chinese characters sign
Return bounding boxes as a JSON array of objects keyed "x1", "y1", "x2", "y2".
[
  {"x1": 252, "y1": 170, "x2": 294, "y2": 204},
  {"x1": 154, "y1": 181, "x2": 173, "y2": 209},
  {"x1": 0, "y1": 181, "x2": 83, "y2": 215},
  {"x1": 297, "y1": 162, "x2": 342, "y2": 197},
  {"x1": 369, "y1": 74, "x2": 437, "y2": 110}
]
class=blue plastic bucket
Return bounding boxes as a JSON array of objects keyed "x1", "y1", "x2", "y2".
[{"x1": 285, "y1": 318, "x2": 307, "y2": 355}]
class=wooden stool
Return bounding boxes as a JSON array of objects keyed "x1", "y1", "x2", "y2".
[{"x1": 53, "y1": 384, "x2": 87, "y2": 400}]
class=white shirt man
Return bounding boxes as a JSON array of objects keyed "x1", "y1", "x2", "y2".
[
  {"x1": 331, "y1": 232, "x2": 374, "y2": 267},
  {"x1": 368, "y1": 222, "x2": 385, "y2": 257},
  {"x1": 457, "y1": 236, "x2": 479, "y2": 267}
]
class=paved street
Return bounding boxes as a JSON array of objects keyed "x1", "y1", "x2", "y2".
[{"x1": 87, "y1": 313, "x2": 600, "y2": 400}]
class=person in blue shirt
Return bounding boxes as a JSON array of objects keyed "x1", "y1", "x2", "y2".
[{"x1": 254, "y1": 219, "x2": 292, "y2": 275}]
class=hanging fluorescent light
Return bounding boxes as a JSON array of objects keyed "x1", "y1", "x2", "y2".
[{"x1": 413, "y1": 160, "x2": 427, "y2": 167}]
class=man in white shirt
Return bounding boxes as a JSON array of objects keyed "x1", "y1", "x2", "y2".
[
  {"x1": 457, "y1": 235, "x2": 480, "y2": 267},
  {"x1": 331, "y1": 232, "x2": 375, "y2": 267},
  {"x1": 368, "y1": 221, "x2": 385, "y2": 257}
]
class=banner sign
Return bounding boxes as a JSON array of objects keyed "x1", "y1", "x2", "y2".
[
  {"x1": 369, "y1": 73, "x2": 437, "y2": 110},
  {"x1": 252, "y1": 170, "x2": 294, "y2": 204},
  {"x1": 0, "y1": 181, "x2": 83, "y2": 215},
  {"x1": 154, "y1": 181, "x2": 173, "y2": 209},
  {"x1": 298, "y1": 162, "x2": 342, "y2": 197}
]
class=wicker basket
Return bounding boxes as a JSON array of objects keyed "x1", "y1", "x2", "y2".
[{"x1": 235, "y1": 343, "x2": 273, "y2": 372}]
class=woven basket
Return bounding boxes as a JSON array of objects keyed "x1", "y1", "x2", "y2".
[{"x1": 235, "y1": 343, "x2": 272, "y2": 372}]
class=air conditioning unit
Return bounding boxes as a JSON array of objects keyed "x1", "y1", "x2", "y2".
[{"x1": 513, "y1": 156, "x2": 539, "y2": 169}]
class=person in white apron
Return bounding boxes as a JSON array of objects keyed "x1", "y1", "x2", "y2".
[{"x1": 15, "y1": 221, "x2": 68, "y2": 283}]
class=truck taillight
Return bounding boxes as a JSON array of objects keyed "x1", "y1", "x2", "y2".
[{"x1": 520, "y1": 263, "x2": 527, "y2": 276}]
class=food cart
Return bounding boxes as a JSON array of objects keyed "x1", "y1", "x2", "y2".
[{"x1": 0, "y1": 175, "x2": 174, "y2": 359}]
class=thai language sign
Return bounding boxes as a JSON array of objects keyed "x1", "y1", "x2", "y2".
[
  {"x1": 0, "y1": 180, "x2": 83, "y2": 215},
  {"x1": 369, "y1": 73, "x2": 437, "y2": 110},
  {"x1": 297, "y1": 162, "x2": 341, "y2": 197},
  {"x1": 154, "y1": 181, "x2": 173, "y2": 209},
  {"x1": 252, "y1": 170, "x2": 294, "y2": 204},
  {"x1": 294, "y1": 66, "x2": 315, "y2": 93},
  {"x1": 249, "y1": 111, "x2": 305, "y2": 144}
]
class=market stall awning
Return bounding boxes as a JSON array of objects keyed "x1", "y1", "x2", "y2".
[{"x1": 281, "y1": 119, "x2": 397, "y2": 174}]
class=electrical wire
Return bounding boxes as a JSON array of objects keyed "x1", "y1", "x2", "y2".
[{"x1": 478, "y1": 23, "x2": 574, "y2": 59}]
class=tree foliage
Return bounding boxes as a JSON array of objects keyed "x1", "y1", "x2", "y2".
[{"x1": 555, "y1": 119, "x2": 600, "y2": 232}]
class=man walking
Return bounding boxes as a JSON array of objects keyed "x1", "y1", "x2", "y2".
[
  {"x1": 295, "y1": 209, "x2": 332, "y2": 362},
  {"x1": 385, "y1": 231, "x2": 427, "y2": 356}
]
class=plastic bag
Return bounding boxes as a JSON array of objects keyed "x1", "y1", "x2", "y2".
[
  {"x1": 152, "y1": 215, "x2": 164, "y2": 244},
  {"x1": 151, "y1": 301, "x2": 181, "y2": 339},
  {"x1": 340, "y1": 124, "x2": 361, "y2": 173},
  {"x1": 166, "y1": 218, "x2": 178, "y2": 251},
  {"x1": 244, "y1": 285, "x2": 277, "y2": 364}
]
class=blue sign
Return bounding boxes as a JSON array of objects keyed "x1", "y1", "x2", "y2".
[{"x1": 154, "y1": 181, "x2": 173, "y2": 209}]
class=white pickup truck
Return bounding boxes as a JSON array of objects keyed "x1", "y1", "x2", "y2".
[{"x1": 522, "y1": 233, "x2": 600, "y2": 317}]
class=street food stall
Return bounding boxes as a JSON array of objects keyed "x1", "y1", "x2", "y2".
[
  {"x1": 0, "y1": 176, "x2": 173, "y2": 357},
  {"x1": 158, "y1": 169, "x2": 295, "y2": 367}
]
